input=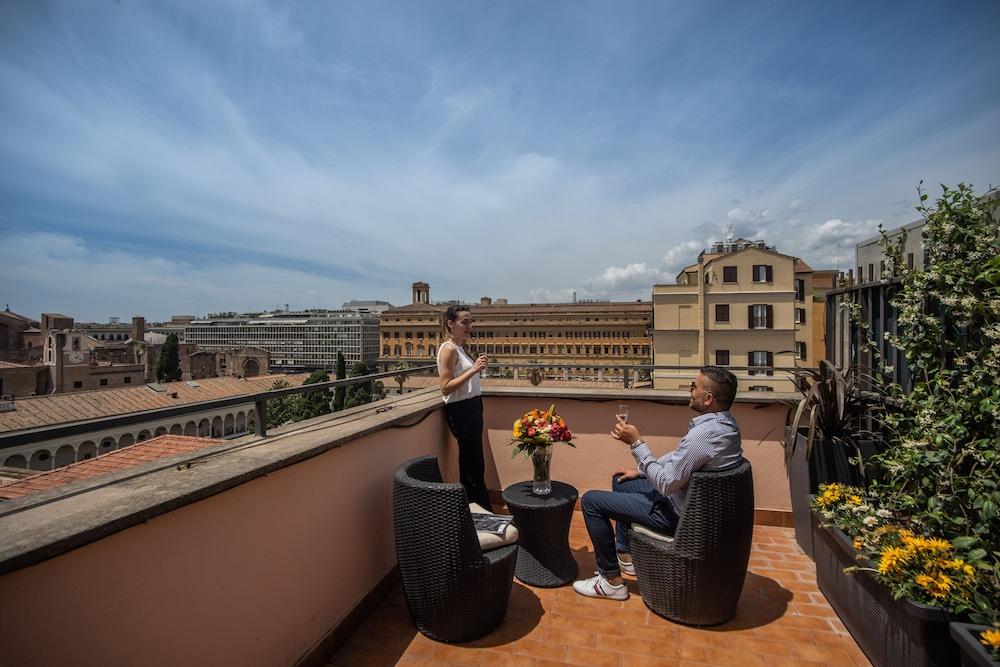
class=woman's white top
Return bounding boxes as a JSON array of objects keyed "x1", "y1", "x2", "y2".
[{"x1": 437, "y1": 340, "x2": 481, "y2": 404}]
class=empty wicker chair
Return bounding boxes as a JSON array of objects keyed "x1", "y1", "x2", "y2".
[
  {"x1": 628, "y1": 459, "x2": 754, "y2": 626},
  {"x1": 392, "y1": 455, "x2": 518, "y2": 642}
]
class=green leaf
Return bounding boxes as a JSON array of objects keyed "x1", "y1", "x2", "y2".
[{"x1": 967, "y1": 548, "x2": 987, "y2": 561}]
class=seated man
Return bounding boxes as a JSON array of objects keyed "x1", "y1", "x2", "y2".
[{"x1": 573, "y1": 365, "x2": 743, "y2": 600}]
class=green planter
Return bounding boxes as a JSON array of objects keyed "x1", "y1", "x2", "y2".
[
  {"x1": 812, "y1": 508, "x2": 960, "y2": 667},
  {"x1": 950, "y1": 623, "x2": 1000, "y2": 667}
]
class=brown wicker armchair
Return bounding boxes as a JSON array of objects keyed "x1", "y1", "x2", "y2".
[{"x1": 628, "y1": 459, "x2": 754, "y2": 626}]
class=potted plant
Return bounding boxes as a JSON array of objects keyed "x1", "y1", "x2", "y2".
[{"x1": 784, "y1": 360, "x2": 881, "y2": 557}]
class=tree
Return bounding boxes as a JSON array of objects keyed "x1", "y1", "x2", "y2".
[
  {"x1": 333, "y1": 352, "x2": 347, "y2": 412},
  {"x1": 156, "y1": 333, "x2": 182, "y2": 382},
  {"x1": 391, "y1": 362, "x2": 410, "y2": 394},
  {"x1": 343, "y1": 362, "x2": 387, "y2": 409},
  {"x1": 265, "y1": 379, "x2": 296, "y2": 428},
  {"x1": 344, "y1": 362, "x2": 371, "y2": 409},
  {"x1": 295, "y1": 370, "x2": 331, "y2": 421}
]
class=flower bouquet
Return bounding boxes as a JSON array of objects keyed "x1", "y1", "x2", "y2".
[{"x1": 510, "y1": 404, "x2": 575, "y2": 495}]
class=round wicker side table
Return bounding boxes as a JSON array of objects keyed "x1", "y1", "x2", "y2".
[{"x1": 502, "y1": 481, "x2": 579, "y2": 587}]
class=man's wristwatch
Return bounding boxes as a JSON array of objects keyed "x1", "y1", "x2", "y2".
[{"x1": 630, "y1": 438, "x2": 646, "y2": 451}]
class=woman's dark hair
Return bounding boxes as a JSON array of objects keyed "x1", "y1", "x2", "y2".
[
  {"x1": 443, "y1": 304, "x2": 470, "y2": 335},
  {"x1": 700, "y1": 365, "x2": 738, "y2": 408}
]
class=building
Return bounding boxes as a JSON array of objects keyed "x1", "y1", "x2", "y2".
[
  {"x1": 0, "y1": 372, "x2": 310, "y2": 471},
  {"x1": 184, "y1": 310, "x2": 380, "y2": 373},
  {"x1": 378, "y1": 282, "x2": 652, "y2": 380},
  {"x1": 652, "y1": 239, "x2": 828, "y2": 392},
  {"x1": 0, "y1": 307, "x2": 42, "y2": 363},
  {"x1": 341, "y1": 300, "x2": 394, "y2": 316},
  {"x1": 148, "y1": 315, "x2": 196, "y2": 342}
]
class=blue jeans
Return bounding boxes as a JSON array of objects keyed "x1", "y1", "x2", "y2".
[{"x1": 581, "y1": 474, "x2": 679, "y2": 577}]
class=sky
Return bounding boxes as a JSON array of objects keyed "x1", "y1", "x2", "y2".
[{"x1": 1, "y1": 0, "x2": 998, "y2": 322}]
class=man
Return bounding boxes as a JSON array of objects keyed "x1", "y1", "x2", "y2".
[{"x1": 573, "y1": 365, "x2": 743, "y2": 600}]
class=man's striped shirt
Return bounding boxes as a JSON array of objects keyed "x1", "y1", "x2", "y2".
[{"x1": 630, "y1": 410, "x2": 743, "y2": 515}]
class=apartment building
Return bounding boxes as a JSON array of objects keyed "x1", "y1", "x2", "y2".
[
  {"x1": 185, "y1": 310, "x2": 379, "y2": 372},
  {"x1": 652, "y1": 239, "x2": 821, "y2": 392},
  {"x1": 378, "y1": 283, "x2": 652, "y2": 379}
]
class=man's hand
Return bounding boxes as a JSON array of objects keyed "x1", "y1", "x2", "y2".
[
  {"x1": 614, "y1": 468, "x2": 641, "y2": 483},
  {"x1": 611, "y1": 416, "x2": 641, "y2": 446}
]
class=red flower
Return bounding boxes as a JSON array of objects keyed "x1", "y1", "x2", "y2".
[{"x1": 527, "y1": 427, "x2": 537, "y2": 436}]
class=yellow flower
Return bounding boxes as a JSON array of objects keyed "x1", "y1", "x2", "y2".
[
  {"x1": 853, "y1": 538, "x2": 864, "y2": 550},
  {"x1": 926, "y1": 538, "x2": 952, "y2": 552},
  {"x1": 847, "y1": 494, "x2": 863, "y2": 506},
  {"x1": 878, "y1": 547, "x2": 909, "y2": 574},
  {"x1": 980, "y1": 628, "x2": 1000, "y2": 651},
  {"x1": 915, "y1": 572, "x2": 952, "y2": 599}
]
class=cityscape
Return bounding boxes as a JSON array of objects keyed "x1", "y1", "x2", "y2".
[{"x1": 1, "y1": 3, "x2": 998, "y2": 667}]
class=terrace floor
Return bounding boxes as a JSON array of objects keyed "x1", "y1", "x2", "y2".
[{"x1": 330, "y1": 514, "x2": 871, "y2": 667}]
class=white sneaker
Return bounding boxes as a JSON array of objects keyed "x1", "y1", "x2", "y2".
[
  {"x1": 573, "y1": 572, "x2": 629, "y2": 600},
  {"x1": 617, "y1": 555, "x2": 636, "y2": 577}
]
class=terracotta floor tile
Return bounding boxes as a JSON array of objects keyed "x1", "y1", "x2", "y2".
[
  {"x1": 620, "y1": 654, "x2": 680, "y2": 667},
  {"x1": 512, "y1": 638, "x2": 568, "y2": 662},
  {"x1": 474, "y1": 650, "x2": 536, "y2": 666},
  {"x1": 564, "y1": 645, "x2": 622, "y2": 667},
  {"x1": 542, "y1": 625, "x2": 596, "y2": 649},
  {"x1": 571, "y1": 615, "x2": 625, "y2": 635}
]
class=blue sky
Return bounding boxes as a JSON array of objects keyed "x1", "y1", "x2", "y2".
[{"x1": 1, "y1": 0, "x2": 998, "y2": 322}]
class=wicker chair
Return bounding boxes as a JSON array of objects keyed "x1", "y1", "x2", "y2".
[
  {"x1": 628, "y1": 459, "x2": 754, "y2": 626},
  {"x1": 392, "y1": 455, "x2": 518, "y2": 643}
]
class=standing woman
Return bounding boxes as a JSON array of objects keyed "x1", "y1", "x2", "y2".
[{"x1": 438, "y1": 304, "x2": 493, "y2": 510}]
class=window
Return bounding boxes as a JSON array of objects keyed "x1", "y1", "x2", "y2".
[
  {"x1": 795, "y1": 278, "x2": 806, "y2": 301},
  {"x1": 752, "y1": 264, "x2": 773, "y2": 282},
  {"x1": 749, "y1": 351, "x2": 774, "y2": 376},
  {"x1": 795, "y1": 307, "x2": 806, "y2": 324},
  {"x1": 857, "y1": 266, "x2": 863, "y2": 282},
  {"x1": 715, "y1": 349, "x2": 730, "y2": 366},
  {"x1": 73, "y1": 381, "x2": 83, "y2": 388},
  {"x1": 795, "y1": 342, "x2": 807, "y2": 360},
  {"x1": 748, "y1": 304, "x2": 773, "y2": 329},
  {"x1": 715, "y1": 304, "x2": 730, "y2": 323},
  {"x1": 723, "y1": 266, "x2": 738, "y2": 283},
  {"x1": 124, "y1": 377, "x2": 131, "y2": 384},
  {"x1": 868, "y1": 263, "x2": 874, "y2": 282},
  {"x1": 923, "y1": 250, "x2": 930, "y2": 268},
  {"x1": 749, "y1": 385, "x2": 774, "y2": 392},
  {"x1": 100, "y1": 378, "x2": 108, "y2": 386},
  {"x1": 879, "y1": 260, "x2": 886, "y2": 279},
  {"x1": 907, "y1": 253, "x2": 914, "y2": 269}
]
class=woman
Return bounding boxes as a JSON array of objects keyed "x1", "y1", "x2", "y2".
[{"x1": 437, "y1": 304, "x2": 493, "y2": 510}]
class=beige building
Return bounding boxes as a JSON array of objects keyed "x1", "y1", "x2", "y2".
[
  {"x1": 653, "y1": 240, "x2": 825, "y2": 392},
  {"x1": 378, "y1": 283, "x2": 652, "y2": 380}
]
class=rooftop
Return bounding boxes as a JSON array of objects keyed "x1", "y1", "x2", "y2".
[
  {"x1": 0, "y1": 372, "x2": 310, "y2": 433},
  {"x1": 0, "y1": 434, "x2": 222, "y2": 499},
  {"x1": 0, "y1": 385, "x2": 864, "y2": 666}
]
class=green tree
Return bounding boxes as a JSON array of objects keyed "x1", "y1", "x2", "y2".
[
  {"x1": 333, "y1": 352, "x2": 347, "y2": 412},
  {"x1": 343, "y1": 362, "x2": 386, "y2": 408},
  {"x1": 265, "y1": 379, "x2": 296, "y2": 428},
  {"x1": 155, "y1": 333, "x2": 182, "y2": 382},
  {"x1": 391, "y1": 362, "x2": 410, "y2": 394},
  {"x1": 295, "y1": 370, "x2": 331, "y2": 421},
  {"x1": 344, "y1": 362, "x2": 371, "y2": 409}
]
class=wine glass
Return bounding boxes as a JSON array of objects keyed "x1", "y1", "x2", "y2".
[{"x1": 617, "y1": 404, "x2": 630, "y2": 423}]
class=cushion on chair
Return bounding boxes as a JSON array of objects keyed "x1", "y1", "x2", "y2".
[
  {"x1": 469, "y1": 502, "x2": 519, "y2": 551},
  {"x1": 632, "y1": 523, "x2": 674, "y2": 543}
]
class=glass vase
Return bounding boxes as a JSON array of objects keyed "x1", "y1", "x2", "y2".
[{"x1": 531, "y1": 446, "x2": 552, "y2": 495}]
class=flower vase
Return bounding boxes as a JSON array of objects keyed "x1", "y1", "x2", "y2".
[{"x1": 531, "y1": 446, "x2": 552, "y2": 495}]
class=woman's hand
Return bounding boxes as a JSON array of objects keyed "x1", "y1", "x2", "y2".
[{"x1": 474, "y1": 355, "x2": 488, "y2": 373}]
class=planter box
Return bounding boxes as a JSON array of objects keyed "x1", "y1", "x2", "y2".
[
  {"x1": 812, "y1": 509, "x2": 959, "y2": 667},
  {"x1": 787, "y1": 428, "x2": 875, "y2": 559},
  {"x1": 950, "y1": 623, "x2": 1000, "y2": 667}
]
